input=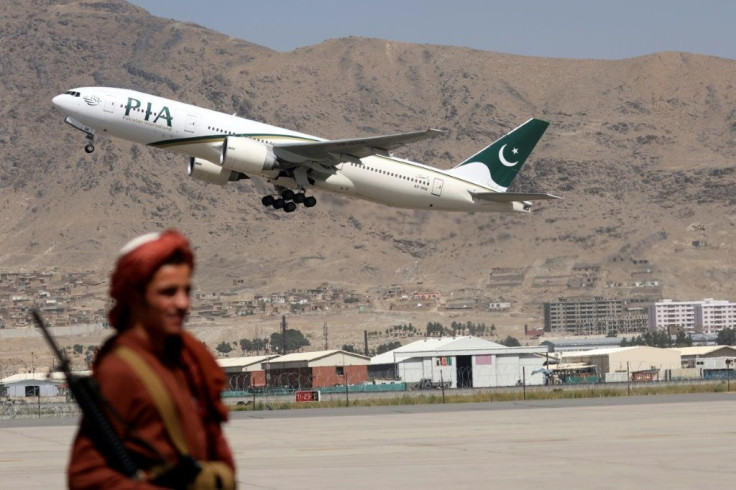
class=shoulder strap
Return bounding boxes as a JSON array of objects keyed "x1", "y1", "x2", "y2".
[{"x1": 114, "y1": 346, "x2": 190, "y2": 457}]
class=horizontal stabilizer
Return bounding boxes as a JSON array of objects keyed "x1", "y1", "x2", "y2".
[{"x1": 470, "y1": 191, "x2": 562, "y2": 202}]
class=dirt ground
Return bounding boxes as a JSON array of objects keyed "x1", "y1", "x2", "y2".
[{"x1": 0, "y1": 309, "x2": 536, "y2": 377}]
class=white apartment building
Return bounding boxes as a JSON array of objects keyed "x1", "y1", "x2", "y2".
[
  {"x1": 649, "y1": 299, "x2": 736, "y2": 334},
  {"x1": 695, "y1": 300, "x2": 736, "y2": 333}
]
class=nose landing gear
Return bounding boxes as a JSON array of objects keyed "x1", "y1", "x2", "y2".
[
  {"x1": 64, "y1": 116, "x2": 96, "y2": 153},
  {"x1": 84, "y1": 134, "x2": 95, "y2": 154}
]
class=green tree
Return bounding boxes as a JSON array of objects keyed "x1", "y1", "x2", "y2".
[
  {"x1": 717, "y1": 327, "x2": 736, "y2": 346},
  {"x1": 270, "y1": 328, "x2": 310, "y2": 354},
  {"x1": 499, "y1": 335, "x2": 521, "y2": 347},
  {"x1": 216, "y1": 341, "x2": 233, "y2": 354},
  {"x1": 375, "y1": 341, "x2": 401, "y2": 355},
  {"x1": 239, "y1": 338, "x2": 253, "y2": 353},
  {"x1": 252, "y1": 338, "x2": 269, "y2": 352},
  {"x1": 426, "y1": 321, "x2": 445, "y2": 336},
  {"x1": 626, "y1": 331, "x2": 674, "y2": 348},
  {"x1": 674, "y1": 330, "x2": 693, "y2": 347},
  {"x1": 342, "y1": 344, "x2": 357, "y2": 353}
]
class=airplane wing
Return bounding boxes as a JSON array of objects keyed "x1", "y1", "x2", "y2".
[
  {"x1": 273, "y1": 129, "x2": 445, "y2": 165},
  {"x1": 470, "y1": 191, "x2": 562, "y2": 202}
]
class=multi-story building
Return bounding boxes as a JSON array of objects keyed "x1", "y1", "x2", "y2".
[
  {"x1": 649, "y1": 299, "x2": 736, "y2": 334},
  {"x1": 544, "y1": 297, "x2": 649, "y2": 335}
]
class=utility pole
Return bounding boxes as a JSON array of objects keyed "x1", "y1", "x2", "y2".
[
  {"x1": 281, "y1": 315, "x2": 287, "y2": 354},
  {"x1": 323, "y1": 322, "x2": 328, "y2": 350}
]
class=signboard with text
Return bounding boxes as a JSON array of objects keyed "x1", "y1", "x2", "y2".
[{"x1": 295, "y1": 390, "x2": 321, "y2": 402}]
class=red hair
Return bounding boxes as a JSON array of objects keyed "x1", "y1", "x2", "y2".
[{"x1": 108, "y1": 229, "x2": 194, "y2": 330}]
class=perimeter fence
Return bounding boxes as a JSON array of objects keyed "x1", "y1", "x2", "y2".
[
  {"x1": 221, "y1": 377, "x2": 735, "y2": 411},
  {"x1": 2, "y1": 371, "x2": 734, "y2": 419}
]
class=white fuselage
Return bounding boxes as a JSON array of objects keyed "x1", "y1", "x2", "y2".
[{"x1": 52, "y1": 87, "x2": 528, "y2": 213}]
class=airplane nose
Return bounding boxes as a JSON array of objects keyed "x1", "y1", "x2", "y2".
[
  {"x1": 52, "y1": 93, "x2": 77, "y2": 113},
  {"x1": 52, "y1": 94, "x2": 64, "y2": 111}
]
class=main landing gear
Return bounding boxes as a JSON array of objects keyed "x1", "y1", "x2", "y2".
[{"x1": 261, "y1": 190, "x2": 317, "y2": 213}]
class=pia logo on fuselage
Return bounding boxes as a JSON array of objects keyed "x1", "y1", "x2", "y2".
[
  {"x1": 83, "y1": 95, "x2": 101, "y2": 106},
  {"x1": 124, "y1": 97, "x2": 173, "y2": 127}
]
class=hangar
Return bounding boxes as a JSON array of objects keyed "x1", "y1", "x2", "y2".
[
  {"x1": 669, "y1": 346, "x2": 736, "y2": 368},
  {"x1": 370, "y1": 336, "x2": 548, "y2": 388},
  {"x1": 560, "y1": 346, "x2": 681, "y2": 381},
  {"x1": 262, "y1": 350, "x2": 370, "y2": 389},
  {"x1": 0, "y1": 372, "x2": 62, "y2": 398}
]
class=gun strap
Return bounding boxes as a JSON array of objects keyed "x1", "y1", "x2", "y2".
[{"x1": 113, "y1": 346, "x2": 190, "y2": 457}]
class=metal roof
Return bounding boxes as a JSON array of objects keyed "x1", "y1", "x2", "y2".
[
  {"x1": 371, "y1": 336, "x2": 546, "y2": 365},
  {"x1": 217, "y1": 355, "x2": 278, "y2": 370},
  {"x1": 561, "y1": 345, "x2": 670, "y2": 358},
  {"x1": 669, "y1": 346, "x2": 736, "y2": 356},
  {"x1": 263, "y1": 350, "x2": 370, "y2": 369},
  {"x1": 0, "y1": 372, "x2": 63, "y2": 384}
]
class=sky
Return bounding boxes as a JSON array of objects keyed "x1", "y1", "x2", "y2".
[{"x1": 126, "y1": 0, "x2": 736, "y2": 61}]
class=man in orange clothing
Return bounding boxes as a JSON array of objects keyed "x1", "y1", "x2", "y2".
[{"x1": 68, "y1": 230, "x2": 235, "y2": 489}]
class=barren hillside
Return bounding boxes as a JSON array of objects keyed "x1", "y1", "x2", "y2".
[{"x1": 1, "y1": 1, "x2": 735, "y2": 366}]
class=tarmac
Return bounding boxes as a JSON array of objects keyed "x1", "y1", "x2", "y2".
[{"x1": 1, "y1": 393, "x2": 735, "y2": 489}]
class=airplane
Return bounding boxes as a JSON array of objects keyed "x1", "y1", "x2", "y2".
[{"x1": 51, "y1": 87, "x2": 560, "y2": 213}]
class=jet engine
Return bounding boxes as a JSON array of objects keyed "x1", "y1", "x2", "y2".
[
  {"x1": 220, "y1": 136, "x2": 279, "y2": 174},
  {"x1": 187, "y1": 157, "x2": 247, "y2": 185}
]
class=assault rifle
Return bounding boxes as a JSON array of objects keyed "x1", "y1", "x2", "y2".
[{"x1": 31, "y1": 309, "x2": 143, "y2": 480}]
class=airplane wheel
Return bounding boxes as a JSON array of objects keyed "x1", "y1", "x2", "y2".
[
  {"x1": 273, "y1": 198, "x2": 285, "y2": 210},
  {"x1": 284, "y1": 202, "x2": 297, "y2": 213},
  {"x1": 281, "y1": 189, "x2": 295, "y2": 201},
  {"x1": 293, "y1": 193, "x2": 305, "y2": 204},
  {"x1": 262, "y1": 195, "x2": 275, "y2": 206},
  {"x1": 304, "y1": 196, "x2": 317, "y2": 208},
  {"x1": 84, "y1": 144, "x2": 95, "y2": 153}
]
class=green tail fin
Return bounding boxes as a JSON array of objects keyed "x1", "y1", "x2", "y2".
[{"x1": 451, "y1": 118, "x2": 549, "y2": 190}]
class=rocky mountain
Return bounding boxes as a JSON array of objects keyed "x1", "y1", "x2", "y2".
[{"x1": 2, "y1": 0, "x2": 736, "y2": 335}]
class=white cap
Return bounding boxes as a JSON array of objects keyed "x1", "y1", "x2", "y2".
[{"x1": 117, "y1": 232, "x2": 162, "y2": 257}]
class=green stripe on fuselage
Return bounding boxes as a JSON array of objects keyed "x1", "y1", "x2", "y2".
[{"x1": 149, "y1": 133, "x2": 318, "y2": 148}]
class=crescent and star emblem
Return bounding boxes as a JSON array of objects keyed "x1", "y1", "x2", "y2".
[{"x1": 498, "y1": 144, "x2": 519, "y2": 167}]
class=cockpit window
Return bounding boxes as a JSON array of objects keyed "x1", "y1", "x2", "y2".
[{"x1": 64, "y1": 91, "x2": 81, "y2": 97}]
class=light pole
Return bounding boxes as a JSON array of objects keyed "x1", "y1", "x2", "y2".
[
  {"x1": 32, "y1": 351, "x2": 40, "y2": 418},
  {"x1": 727, "y1": 359, "x2": 732, "y2": 392}
]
